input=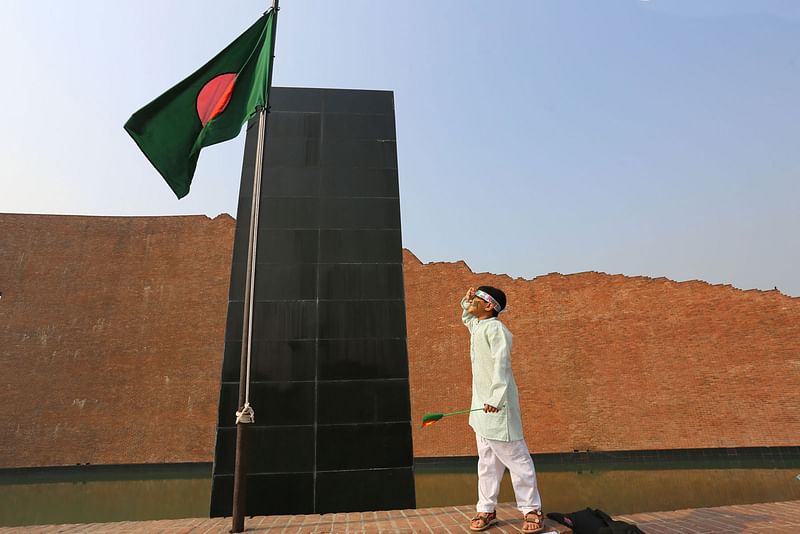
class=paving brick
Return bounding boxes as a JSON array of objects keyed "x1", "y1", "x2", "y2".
[{"x1": 0, "y1": 499, "x2": 793, "y2": 532}]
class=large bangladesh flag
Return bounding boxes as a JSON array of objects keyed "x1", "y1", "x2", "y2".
[{"x1": 124, "y1": 10, "x2": 275, "y2": 198}]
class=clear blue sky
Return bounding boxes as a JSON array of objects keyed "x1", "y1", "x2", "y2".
[{"x1": 2, "y1": 1, "x2": 798, "y2": 295}]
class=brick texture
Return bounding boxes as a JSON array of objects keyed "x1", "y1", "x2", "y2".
[
  {"x1": 1, "y1": 214, "x2": 799, "y2": 468},
  {"x1": 3, "y1": 500, "x2": 800, "y2": 533},
  {"x1": 0, "y1": 214, "x2": 234, "y2": 468},
  {"x1": 405, "y1": 250, "x2": 800, "y2": 457},
  {"x1": 0, "y1": 502, "x2": 572, "y2": 533}
]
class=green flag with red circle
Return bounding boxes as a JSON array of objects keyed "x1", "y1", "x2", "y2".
[{"x1": 124, "y1": 10, "x2": 275, "y2": 199}]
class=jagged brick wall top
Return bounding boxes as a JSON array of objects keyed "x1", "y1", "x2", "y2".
[
  {"x1": 1, "y1": 214, "x2": 798, "y2": 467},
  {"x1": 404, "y1": 250, "x2": 800, "y2": 456}
]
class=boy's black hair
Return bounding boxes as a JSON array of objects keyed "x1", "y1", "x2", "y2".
[{"x1": 477, "y1": 285, "x2": 506, "y2": 317}]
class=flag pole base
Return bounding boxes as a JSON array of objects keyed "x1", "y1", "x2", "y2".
[{"x1": 231, "y1": 422, "x2": 248, "y2": 533}]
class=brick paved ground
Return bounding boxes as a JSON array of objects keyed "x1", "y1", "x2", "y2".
[
  {"x1": 619, "y1": 500, "x2": 800, "y2": 534},
  {"x1": 2, "y1": 500, "x2": 799, "y2": 533}
]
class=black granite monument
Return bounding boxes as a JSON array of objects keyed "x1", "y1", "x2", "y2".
[{"x1": 210, "y1": 87, "x2": 415, "y2": 516}]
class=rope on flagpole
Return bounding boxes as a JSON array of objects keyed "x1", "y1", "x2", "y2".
[
  {"x1": 235, "y1": 2, "x2": 278, "y2": 427},
  {"x1": 232, "y1": 6, "x2": 278, "y2": 532},
  {"x1": 234, "y1": 104, "x2": 267, "y2": 426}
]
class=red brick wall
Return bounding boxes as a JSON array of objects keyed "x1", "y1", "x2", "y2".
[
  {"x1": 0, "y1": 214, "x2": 234, "y2": 468},
  {"x1": 405, "y1": 250, "x2": 800, "y2": 457},
  {"x1": 1, "y1": 214, "x2": 798, "y2": 468}
]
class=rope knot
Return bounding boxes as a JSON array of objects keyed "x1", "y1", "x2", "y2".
[{"x1": 235, "y1": 402, "x2": 255, "y2": 424}]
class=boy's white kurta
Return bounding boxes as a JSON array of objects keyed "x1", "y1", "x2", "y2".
[{"x1": 461, "y1": 296, "x2": 524, "y2": 442}]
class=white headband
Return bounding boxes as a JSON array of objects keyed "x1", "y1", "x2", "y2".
[{"x1": 475, "y1": 289, "x2": 502, "y2": 312}]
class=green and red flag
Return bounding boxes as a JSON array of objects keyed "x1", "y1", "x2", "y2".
[
  {"x1": 124, "y1": 10, "x2": 275, "y2": 198},
  {"x1": 420, "y1": 408, "x2": 483, "y2": 428}
]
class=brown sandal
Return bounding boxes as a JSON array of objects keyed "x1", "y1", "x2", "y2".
[
  {"x1": 522, "y1": 510, "x2": 545, "y2": 533},
  {"x1": 470, "y1": 511, "x2": 497, "y2": 531}
]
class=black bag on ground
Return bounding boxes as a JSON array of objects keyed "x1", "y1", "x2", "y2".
[
  {"x1": 546, "y1": 508, "x2": 606, "y2": 534},
  {"x1": 546, "y1": 508, "x2": 646, "y2": 534}
]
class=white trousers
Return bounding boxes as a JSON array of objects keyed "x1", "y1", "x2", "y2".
[{"x1": 476, "y1": 434, "x2": 542, "y2": 514}]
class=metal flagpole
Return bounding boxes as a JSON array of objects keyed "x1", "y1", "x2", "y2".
[{"x1": 231, "y1": 1, "x2": 279, "y2": 532}]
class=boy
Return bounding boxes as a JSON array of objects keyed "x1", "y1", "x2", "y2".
[{"x1": 462, "y1": 286, "x2": 544, "y2": 533}]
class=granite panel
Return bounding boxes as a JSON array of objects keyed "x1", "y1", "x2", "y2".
[
  {"x1": 265, "y1": 111, "x2": 321, "y2": 139},
  {"x1": 317, "y1": 339, "x2": 409, "y2": 380},
  {"x1": 259, "y1": 197, "x2": 320, "y2": 229},
  {"x1": 251, "y1": 301, "x2": 318, "y2": 340},
  {"x1": 256, "y1": 229, "x2": 319, "y2": 264},
  {"x1": 211, "y1": 473, "x2": 315, "y2": 517},
  {"x1": 319, "y1": 198, "x2": 400, "y2": 229},
  {"x1": 225, "y1": 300, "x2": 318, "y2": 341},
  {"x1": 321, "y1": 89, "x2": 394, "y2": 114},
  {"x1": 320, "y1": 168, "x2": 399, "y2": 198},
  {"x1": 318, "y1": 263, "x2": 404, "y2": 300},
  {"x1": 222, "y1": 339, "x2": 316, "y2": 382},
  {"x1": 213, "y1": 426, "x2": 315, "y2": 475},
  {"x1": 217, "y1": 381, "x2": 315, "y2": 429},
  {"x1": 270, "y1": 87, "x2": 324, "y2": 113},
  {"x1": 232, "y1": 224, "x2": 319, "y2": 270},
  {"x1": 316, "y1": 423, "x2": 414, "y2": 471},
  {"x1": 261, "y1": 166, "x2": 320, "y2": 197},
  {"x1": 322, "y1": 113, "x2": 396, "y2": 140},
  {"x1": 263, "y1": 137, "x2": 320, "y2": 167},
  {"x1": 315, "y1": 468, "x2": 415, "y2": 514},
  {"x1": 318, "y1": 300, "x2": 407, "y2": 339},
  {"x1": 319, "y1": 229, "x2": 402, "y2": 263},
  {"x1": 321, "y1": 139, "x2": 397, "y2": 169},
  {"x1": 317, "y1": 380, "x2": 411, "y2": 424},
  {"x1": 254, "y1": 264, "x2": 318, "y2": 300}
]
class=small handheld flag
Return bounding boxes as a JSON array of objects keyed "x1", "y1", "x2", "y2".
[{"x1": 420, "y1": 408, "x2": 484, "y2": 428}]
